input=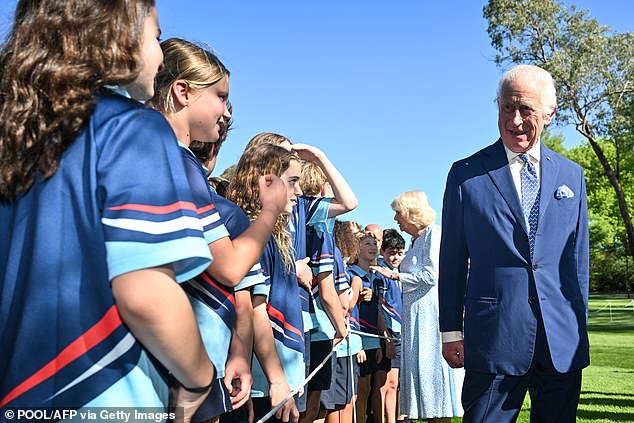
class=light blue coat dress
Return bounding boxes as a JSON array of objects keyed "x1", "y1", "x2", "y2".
[{"x1": 399, "y1": 224, "x2": 463, "y2": 419}]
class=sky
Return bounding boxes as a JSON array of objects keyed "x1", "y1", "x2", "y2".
[{"x1": 0, "y1": 1, "x2": 632, "y2": 238}]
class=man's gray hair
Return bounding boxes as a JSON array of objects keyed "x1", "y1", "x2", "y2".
[{"x1": 497, "y1": 65, "x2": 557, "y2": 113}]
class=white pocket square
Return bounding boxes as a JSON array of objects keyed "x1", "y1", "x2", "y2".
[{"x1": 555, "y1": 184, "x2": 575, "y2": 200}]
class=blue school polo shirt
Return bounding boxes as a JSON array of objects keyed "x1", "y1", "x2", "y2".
[
  {"x1": 306, "y1": 227, "x2": 336, "y2": 341},
  {"x1": 0, "y1": 93, "x2": 211, "y2": 409},
  {"x1": 251, "y1": 238, "x2": 305, "y2": 397},
  {"x1": 379, "y1": 263, "x2": 403, "y2": 334},
  {"x1": 290, "y1": 196, "x2": 331, "y2": 333},
  {"x1": 347, "y1": 265, "x2": 382, "y2": 351},
  {"x1": 177, "y1": 144, "x2": 236, "y2": 379}
]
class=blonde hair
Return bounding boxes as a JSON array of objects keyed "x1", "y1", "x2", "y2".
[
  {"x1": 300, "y1": 162, "x2": 326, "y2": 196},
  {"x1": 391, "y1": 191, "x2": 436, "y2": 231},
  {"x1": 226, "y1": 143, "x2": 299, "y2": 272},
  {"x1": 149, "y1": 38, "x2": 229, "y2": 114},
  {"x1": 245, "y1": 132, "x2": 292, "y2": 150}
]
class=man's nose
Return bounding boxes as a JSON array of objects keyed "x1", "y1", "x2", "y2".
[{"x1": 511, "y1": 109, "x2": 523, "y2": 126}]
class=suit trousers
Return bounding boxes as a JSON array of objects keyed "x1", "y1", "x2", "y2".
[{"x1": 461, "y1": 299, "x2": 582, "y2": 423}]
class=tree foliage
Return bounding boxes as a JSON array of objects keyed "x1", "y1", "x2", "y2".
[
  {"x1": 484, "y1": 0, "x2": 634, "y2": 269},
  {"x1": 543, "y1": 129, "x2": 634, "y2": 291}
]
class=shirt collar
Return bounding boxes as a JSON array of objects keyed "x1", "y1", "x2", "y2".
[{"x1": 503, "y1": 140, "x2": 541, "y2": 164}]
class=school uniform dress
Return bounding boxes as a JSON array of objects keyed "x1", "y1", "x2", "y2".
[
  {"x1": 0, "y1": 93, "x2": 212, "y2": 411},
  {"x1": 399, "y1": 224, "x2": 463, "y2": 419}
]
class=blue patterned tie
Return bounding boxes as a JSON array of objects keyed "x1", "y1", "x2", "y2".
[{"x1": 519, "y1": 153, "x2": 539, "y2": 258}]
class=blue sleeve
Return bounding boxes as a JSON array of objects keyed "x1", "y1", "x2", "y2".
[
  {"x1": 253, "y1": 240, "x2": 274, "y2": 299},
  {"x1": 438, "y1": 162, "x2": 469, "y2": 332},
  {"x1": 179, "y1": 148, "x2": 229, "y2": 245},
  {"x1": 307, "y1": 229, "x2": 335, "y2": 276},
  {"x1": 98, "y1": 108, "x2": 211, "y2": 282},
  {"x1": 303, "y1": 196, "x2": 332, "y2": 230}
]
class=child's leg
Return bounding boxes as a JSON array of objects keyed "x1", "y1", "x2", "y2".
[
  {"x1": 372, "y1": 369, "x2": 388, "y2": 423},
  {"x1": 300, "y1": 391, "x2": 322, "y2": 423},
  {"x1": 355, "y1": 376, "x2": 371, "y2": 423},
  {"x1": 384, "y1": 368, "x2": 399, "y2": 423}
]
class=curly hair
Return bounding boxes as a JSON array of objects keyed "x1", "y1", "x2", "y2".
[
  {"x1": 334, "y1": 219, "x2": 362, "y2": 264},
  {"x1": 348, "y1": 230, "x2": 378, "y2": 266},
  {"x1": 226, "y1": 143, "x2": 299, "y2": 273},
  {"x1": 244, "y1": 132, "x2": 292, "y2": 151},
  {"x1": 0, "y1": 0, "x2": 155, "y2": 200}
]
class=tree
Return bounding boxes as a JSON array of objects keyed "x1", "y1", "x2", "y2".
[
  {"x1": 483, "y1": 0, "x2": 634, "y2": 262},
  {"x1": 542, "y1": 130, "x2": 634, "y2": 291}
]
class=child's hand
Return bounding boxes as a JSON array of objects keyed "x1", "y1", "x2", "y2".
[
  {"x1": 290, "y1": 143, "x2": 324, "y2": 164},
  {"x1": 360, "y1": 287, "x2": 373, "y2": 302},
  {"x1": 224, "y1": 343, "x2": 253, "y2": 410},
  {"x1": 295, "y1": 257, "x2": 312, "y2": 291},
  {"x1": 357, "y1": 349, "x2": 367, "y2": 364},
  {"x1": 269, "y1": 382, "x2": 299, "y2": 423},
  {"x1": 258, "y1": 174, "x2": 288, "y2": 215}
]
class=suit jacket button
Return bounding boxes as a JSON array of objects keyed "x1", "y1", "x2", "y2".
[{"x1": 532, "y1": 264, "x2": 539, "y2": 271}]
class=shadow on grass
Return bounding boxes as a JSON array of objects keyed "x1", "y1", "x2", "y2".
[
  {"x1": 580, "y1": 396, "x2": 634, "y2": 408},
  {"x1": 576, "y1": 409, "x2": 634, "y2": 422}
]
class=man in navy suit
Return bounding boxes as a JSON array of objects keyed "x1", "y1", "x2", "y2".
[{"x1": 438, "y1": 65, "x2": 589, "y2": 422}]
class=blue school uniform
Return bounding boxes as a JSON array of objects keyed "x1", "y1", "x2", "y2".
[
  {"x1": 192, "y1": 189, "x2": 265, "y2": 422},
  {"x1": 347, "y1": 265, "x2": 382, "y2": 351},
  {"x1": 290, "y1": 196, "x2": 331, "y2": 333},
  {"x1": 378, "y1": 264, "x2": 403, "y2": 334},
  {"x1": 178, "y1": 144, "x2": 236, "y2": 381},
  {"x1": 335, "y1": 255, "x2": 362, "y2": 358},
  {"x1": 0, "y1": 93, "x2": 211, "y2": 410},
  {"x1": 307, "y1": 227, "x2": 337, "y2": 341},
  {"x1": 251, "y1": 239, "x2": 305, "y2": 397}
]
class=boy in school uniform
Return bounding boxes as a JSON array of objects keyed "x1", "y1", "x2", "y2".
[
  {"x1": 299, "y1": 163, "x2": 348, "y2": 423},
  {"x1": 372, "y1": 229, "x2": 405, "y2": 423}
]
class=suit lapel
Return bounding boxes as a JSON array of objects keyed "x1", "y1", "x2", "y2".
[
  {"x1": 485, "y1": 139, "x2": 528, "y2": 235},
  {"x1": 538, "y1": 145, "x2": 560, "y2": 225}
]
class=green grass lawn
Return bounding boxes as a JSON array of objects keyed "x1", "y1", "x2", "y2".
[{"x1": 440, "y1": 294, "x2": 634, "y2": 423}]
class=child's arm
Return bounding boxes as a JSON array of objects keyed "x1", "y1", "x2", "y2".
[
  {"x1": 348, "y1": 275, "x2": 363, "y2": 310},
  {"x1": 112, "y1": 266, "x2": 214, "y2": 419},
  {"x1": 316, "y1": 272, "x2": 347, "y2": 344},
  {"x1": 207, "y1": 175, "x2": 287, "y2": 287},
  {"x1": 252, "y1": 296, "x2": 300, "y2": 423},
  {"x1": 224, "y1": 290, "x2": 255, "y2": 409},
  {"x1": 377, "y1": 293, "x2": 395, "y2": 360},
  {"x1": 291, "y1": 144, "x2": 357, "y2": 217},
  {"x1": 337, "y1": 287, "x2": 350, "y2": 315}
]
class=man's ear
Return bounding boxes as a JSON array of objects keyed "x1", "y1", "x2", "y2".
[
  {"x1": 170, "y1": 80, "x2": 191, "y2": 107},
  {"x1": 544, "y1": 105, "x2": 557, "y2": 126}
]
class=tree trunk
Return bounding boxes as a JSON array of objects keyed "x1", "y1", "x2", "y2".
[{"x1": 577, "y1": 115, "x2": 634, "y2": 261}]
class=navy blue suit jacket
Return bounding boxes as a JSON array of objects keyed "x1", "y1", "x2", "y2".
[{"x1": 438, "y1": 139, "x2": 590, "y2": 375}]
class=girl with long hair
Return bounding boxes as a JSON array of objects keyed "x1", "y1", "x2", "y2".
[
  {"x1": 0, "y1": 1, "x2": 215, "y2": 420},
  {"x1": 148, "y1": 38, "x2": 289, "y2": 422},
  {"x1": 226, "y1": 143, "x2": 306, "y2": 423}
]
